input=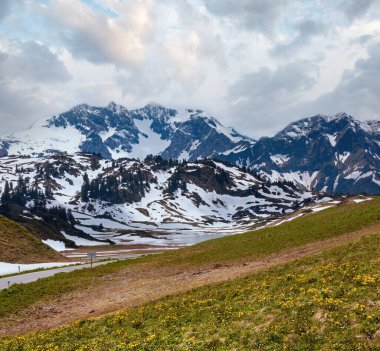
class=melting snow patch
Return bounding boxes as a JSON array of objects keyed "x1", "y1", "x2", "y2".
[
  {"x1": 61, "y1": 231, "x2": 108, "y2": 247},
  {"x1": 311, "y1": 205, "x2": 333, "y2": 212},
  {"x1": 0, "y1": 262, "x2": 79, "y2": 276},
  {"x1": 270, "y1": 154, "x2": 290, "y2": 166},
  {"x1": 315, "y1": 197, "x2": 334, "y2": 203},
  {"x1": 42, "y1": 239, "x2": 66, "y2": 252},
  {"x1": 353, "y1": 198, "x2": 372, "y2": 203},
  {"x1": 273, "y1": 213, "x2": 304, "y2": 226}
]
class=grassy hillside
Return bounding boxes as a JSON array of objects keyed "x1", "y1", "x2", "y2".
[
  {"x1": 0, "y1": 216, "x2": 66, "y2": 264},
  {"x1": 1, "y1": 218, "x2": 379, "y2": 349},
  {"x1": 1, "y1": 198, "x2": 380, "y2": 330}
]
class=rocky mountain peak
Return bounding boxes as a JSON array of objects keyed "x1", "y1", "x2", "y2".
[
  {"x1": 322, "y1": 112, "x2": 352, "y2": 121},
  {"x1": 106, "y1": 101, "x2": 127, "y2": 114},
  {"x1": 274, "y1": 112, "x2": 360, "y2": 141},
  {"x1": 0, "y1": 102, "x2": 252, "y2": 161}
]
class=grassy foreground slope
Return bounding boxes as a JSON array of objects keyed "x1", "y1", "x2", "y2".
[
  {"x1": 1, "y1": 220, "x2": 380, "y2": 349},
  {"x1": 1, "y1": 198, "x2": 380, "y2": 324},
  {"x1": 0, "y1": 216, "x2": 66, "y2": 263}
]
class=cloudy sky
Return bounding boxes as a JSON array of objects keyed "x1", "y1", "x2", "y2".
[{"x1": 0, "y1": 0, "x2": 379, "y2": 138}]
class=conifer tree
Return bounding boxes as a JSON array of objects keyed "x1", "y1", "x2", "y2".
[
  {"x1": 81, "y1": 172, "x2": 90, "y2": 202},
  {"x1": 0, "y1": 181, "x2": 10, "y2": 214}
]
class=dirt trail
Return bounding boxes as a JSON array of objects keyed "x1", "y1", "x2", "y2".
[{"x1": 2, "y1": 222, "x2": 380, "y2": 336}]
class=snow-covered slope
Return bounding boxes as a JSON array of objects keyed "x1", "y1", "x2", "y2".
[
  {"x1": 0, "y1": 154, "x2": 327, "y2": 245},
  {"x1": 0, "y1": 102, "x2": 254, "y2": 161}
]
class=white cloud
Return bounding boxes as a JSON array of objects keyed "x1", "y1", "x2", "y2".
[{"x1": 37, "y1": 0, "x2": 154, "y2": 67}]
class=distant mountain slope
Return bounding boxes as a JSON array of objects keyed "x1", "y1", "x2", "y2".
[
  {"x1": 0, "y1": 102, "x2": 253, "y2": 161},
  {"x1": 0, "y1": 216, "x2": 66, "y2": 263},
  {"x1": 220, "y1": 113, "x2": 380, "y2": 194},
  {"x1": 0, "y1": 154, "x2": 327, "y2": 245}
]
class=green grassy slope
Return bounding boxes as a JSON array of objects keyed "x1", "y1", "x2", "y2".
[
  {"x1": 0, "y1": 215, "x2": 65, "y2": 264},
  {"x1": 1, "y1": 216, "x2": 379, "y2": 349},
  {"x1": 1, "y1": 198, "x2": 380, "y2": 323},
  {"x1": 164, "y1": 197, "x2": 380, "y2": 267}
]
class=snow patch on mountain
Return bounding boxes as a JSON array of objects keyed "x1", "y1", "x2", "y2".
[
  {"x1": 5, "y1": 124, "x2": 84, "y2": 156},
  {"x1": 326, "y1": 134, "x2": 337, "y2": 147},
  {"x1": 336, "y1": 152, "x2": 351, "y2": 164},
  {"x1": 270, "y1": 154, "x2": 290, "y2": 166},
  {"x1": 129, "y1": 118, "x2": 171, "y2": 159}
]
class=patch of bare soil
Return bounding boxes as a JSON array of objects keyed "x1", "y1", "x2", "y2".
[{"x1": 2, "y1": 222, "x2": 380, "y2": 336}]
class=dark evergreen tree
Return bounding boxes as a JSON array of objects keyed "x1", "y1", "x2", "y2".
[
  {"x1": 90, "y1": 157, "x2": 100, "y2": 170},
  {"x1": 67, "y1": 209, "x2": 75, "y2": 224},
  {"x1": 12, "y1": 175, "x2": 27, "y2": 206},
  {"x1": 0, "y1": 181, "x2": 10, "y2": 214},
  {"x1": 81, "y1": 172, "x2": 90, "y2": 202},
  {"x1": 45, "y1": 186, "x2": 54, "y2": 199}
]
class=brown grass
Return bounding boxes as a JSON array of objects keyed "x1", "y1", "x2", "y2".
[
  {"x1": 2, "y1": 218, "x2": 379, "y2": 336},
  {"x1": 0, "y1": 216, "x2": 67, "y2": 264}
]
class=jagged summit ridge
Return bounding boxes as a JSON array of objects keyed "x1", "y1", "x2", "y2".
[
  {"x1": 276, "y1": 112, "x2": 365, "y2": 140},
  {"x1": 0, "y1": 102, "x2": 253, "y2": 160}
]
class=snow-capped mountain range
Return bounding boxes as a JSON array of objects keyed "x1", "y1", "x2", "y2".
[{"x1": 0, "y1": 102, "x2": 379, "y2": 195}]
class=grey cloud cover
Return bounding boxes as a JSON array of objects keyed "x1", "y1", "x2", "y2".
[
  {"x1": 228, "y1": 61, "x2": 319, "y2": 136},
  {"x1": 227, "y1": 40, "x2": 380, "y2": 137},
  {"x1": 201, "y1": 0, "x2": 293, "y2": 35},
  {"x1": 337, "y1": 0, "x2": 375, "y2": 21},
  {"x1": 0, "y1": 81, "x2": 54, "y2": 133},
  {"x1": 0, "y1": 40, "x2": 70, "y2": 132},
  {"x1": 306, "y1": 41, "x2": 380, "y2": 118},
  {"x1": 271, "y1": 20, "x2": 327, "y2": 57},
  {"x1": 0, "y1": 41, "x2": 70, "y2": 83},
  {"x1": 0, "y1": 0, "x2": 379, "y2": 137},
  {"x1": 0, "y1": 0, "x2": 12, "y2": 21}
]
